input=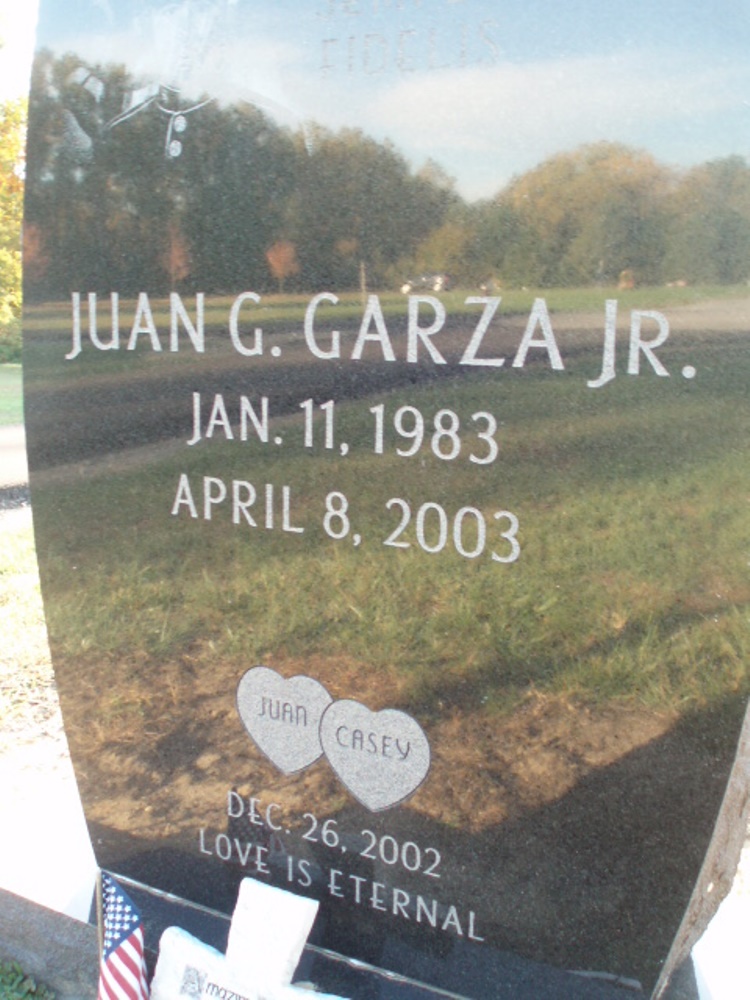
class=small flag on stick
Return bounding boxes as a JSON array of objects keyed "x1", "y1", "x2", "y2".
[{"x1": 97, "y1": 872, "x2": 150, "y2": 1000}]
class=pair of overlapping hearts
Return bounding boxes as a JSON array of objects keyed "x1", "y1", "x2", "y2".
[{"x1": 236, "y1": 667, "x2": 431, "y2": 812}]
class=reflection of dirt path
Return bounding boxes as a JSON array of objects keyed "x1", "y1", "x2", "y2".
[
  {"x1": 538, "y1": 296, "x2": 749, "y2": 334},
  {"x1": 635, "y1": 297, "x2": 748, "y2": 332},
  {"x1": 64, "y1": 650, "x2": 678, "y2": 836},
  {"x1": 77, "y1": 681, "x2": 673, "y2": 827},
  {"x1": 424, "y1": 694, "x2": 675, "y2": 830}
]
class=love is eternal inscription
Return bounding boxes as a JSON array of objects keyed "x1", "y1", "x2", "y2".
[{"x1": 23, "y1": 1, "x2": 750, "y2": 996}]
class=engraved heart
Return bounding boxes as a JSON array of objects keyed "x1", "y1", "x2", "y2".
[
  {"x1": 319, "y1": 700, "x2": 431, "y2": 812},
  {"x1": 236, "y1": 667, "x2": 332, "y2": 775}
]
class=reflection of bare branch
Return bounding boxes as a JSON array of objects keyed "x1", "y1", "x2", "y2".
[
  {"x1": 91, "y1": 0, "x2": 115, "y2": 22},
  {"x1": 68, "y1": 67, "x2": 106, "y2": 102},
  {"x1": 158, "y1": 96, "x2": 215, "y2": 159},
  {"x1": 106, "y1": 84, "x2": 161, "y2": 129},
  {"x1": 87, "y1": 2, "x2": 229, "y2": 157},
  {"x1": 134, "y1": 0, "x2": 227, "y2": 92},
  {"x1": 61, "y1": 110, "x2": 94, "y2": 163},
  {"x1": 104, "y1": 82, "x2": 215, "y2": 160}
]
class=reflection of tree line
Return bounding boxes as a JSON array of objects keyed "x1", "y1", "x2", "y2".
[{"x1": 25, "y1": 50, "x2": 750, "y2": 302}]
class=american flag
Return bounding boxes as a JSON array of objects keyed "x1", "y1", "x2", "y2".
[{"x1": 97, "y1": 873, "x2": 150, "y2": 1000}]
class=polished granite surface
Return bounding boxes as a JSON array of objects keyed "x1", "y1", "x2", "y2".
[{"x1": 22, "y1": 3, "x2": 750, "y2": 996}]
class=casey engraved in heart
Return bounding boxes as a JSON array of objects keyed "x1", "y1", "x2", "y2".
[{"x1": 319, "y1": 700, "x2": 431, "y2": 812}]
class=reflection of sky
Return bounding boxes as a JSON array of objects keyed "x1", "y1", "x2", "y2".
[{"x1": 36, "y1": 0, "x2": 750, "y2": 199}]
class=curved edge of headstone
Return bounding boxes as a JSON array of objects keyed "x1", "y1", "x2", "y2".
[
  {"x1": 0, "y1": 886, "x2": 98, "y2": 999},
  {"x1": 652, "y1": 699, "x2": 750, "y2": 999}
]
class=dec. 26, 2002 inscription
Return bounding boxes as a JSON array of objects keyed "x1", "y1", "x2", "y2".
[{"x1": 199, "y1": 788, "x2": 485, "y2": 945}]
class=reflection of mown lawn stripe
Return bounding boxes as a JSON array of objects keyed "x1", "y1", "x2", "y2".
[{"x1": 35, "y1": 330, "x2": 750, "y2": 718}]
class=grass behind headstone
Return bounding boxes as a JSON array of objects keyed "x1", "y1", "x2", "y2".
[
  {"x1": 0, "y1": 960, "x2": 55, "y2": 999},
  {"x1": 0, "y1": 365, "x2": 23, "y2": 425}
]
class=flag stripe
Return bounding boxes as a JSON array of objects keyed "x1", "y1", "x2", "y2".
[
  {"x1": 97, "y1": 873, "x2": 149, "y2": 1000},
  {"x1": 100, "y1": 944, "x2": 147, "y2": 999},
  {"x1": 107, "y1": 953, "x2": 140, "y2": 995},
  {"x1": 112, "y1": 938, "x2": 142, "y2": 980},
  {"x1": 100, "y1": 955, "x2": 145, "y2": 1000}
]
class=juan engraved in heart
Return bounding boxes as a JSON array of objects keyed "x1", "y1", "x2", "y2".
[
  {"x1": 236, "y1": 666, "x2": 333, "y2": 775},
  {"x1": 319, "y1": 700, "x2": 431, "y2": 812}
]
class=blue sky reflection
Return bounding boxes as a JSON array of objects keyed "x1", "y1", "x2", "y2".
[{"x1": 35, "y1": 0, "x2": 750, "y2": 199}]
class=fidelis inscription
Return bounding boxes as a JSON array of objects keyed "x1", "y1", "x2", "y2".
[{"x1": 23, "y1": 0, "x2": 750, "y2": 996}]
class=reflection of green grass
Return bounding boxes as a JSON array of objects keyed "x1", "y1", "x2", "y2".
[
  {"x1": 0, "y1": 365, "x2": 23, "y2": 424},
  {"x1": 35, "y1": 323, "x2": 750, "y2": 719}
]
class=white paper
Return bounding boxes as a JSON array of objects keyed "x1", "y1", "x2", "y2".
[
  {"x1": 225, "y1": 878, "x2": 320, "y2": 987},
  {"x1": 150, "y1": 926, "x2": 256, "y2": 1000},
  {"x1": 150, "y1": 926, "x2": 347, "y2": 1000}
]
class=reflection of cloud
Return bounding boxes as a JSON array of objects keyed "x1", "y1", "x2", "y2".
[
  {"x1": 307, "y1": 49, "x2": 750, "y2": 199},
  {"x1": 197, "y1": 36, "x2": 303, "y2": 122},
  {"x1": 242, "y1": 43, "x2": 749, "y2": 198},
  {"x1": 51, "y1": 24, "x2": 303, "y2": 130},
  {"x1": 47, "y1": 11, "x2": 750, "y2": 202},
  {"x1": 373, "y1": 51, "x2": 743, "y2": 148}
]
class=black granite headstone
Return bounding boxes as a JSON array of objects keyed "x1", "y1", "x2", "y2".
[{"x1": 23, "y1": 2, "x2": 750, "y2": 997}]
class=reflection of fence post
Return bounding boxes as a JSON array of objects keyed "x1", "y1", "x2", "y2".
[{"x1": 359, "y1": 260, "x2": 367, "y2": 304}]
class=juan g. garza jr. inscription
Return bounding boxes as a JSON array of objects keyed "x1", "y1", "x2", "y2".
[
  {"x1": 66, "y1": 291, "x2": 688, "y2": 391},
  {"x1": 65, "y1": 290, "x2": 697, "y2": 568}
]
